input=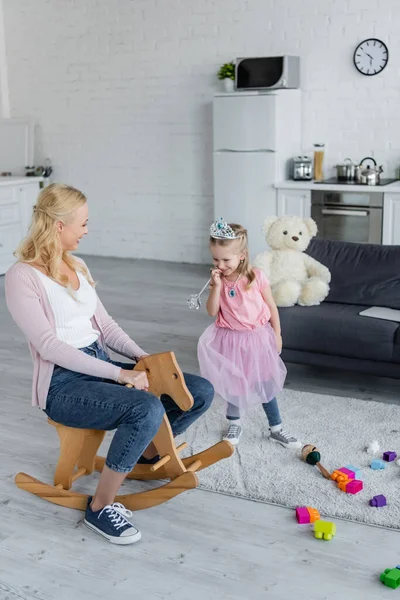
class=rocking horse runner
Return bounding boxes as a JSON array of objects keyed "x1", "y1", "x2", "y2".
[{"x1": 5, "y1": 184, "x2": 233, "y2": 546}]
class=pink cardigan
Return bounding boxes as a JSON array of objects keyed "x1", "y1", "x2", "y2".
[{"x1": 5, "y1": 261, "x2": 146, "y2": 409}]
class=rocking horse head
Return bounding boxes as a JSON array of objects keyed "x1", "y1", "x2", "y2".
[{"x1": 134, "y1": 352, "x2": 194, "y2": 411}]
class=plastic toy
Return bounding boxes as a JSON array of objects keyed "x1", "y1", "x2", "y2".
[
  {"x1": 331, "y1": 469, "x2": 350, "y2": 484},
  {"x1": 369, "y1": 494, "x2": 387, "y2": 507},
  {"x1": 295, "y1": 506, "x2": 320, "y2": 524},
  {"x1": 371, "y1": 458, "x2": 386, "y2": 470},
  {"x1": 383, "y1": 451, "x2": 397, "y2": 462},
  {"x1": 337, "y1": 477, "x2": 363, "y2": 494},
  {"x1": 344, "y1": 464, "x2": 362, "y2": 480},
  {"x1": 301, "y1": 444, "x2": 331, "y2": 479},
  {"x1": 314, "y1": 521, "x2": 336, "y2": 541},
  {"x1": 345, "y1": 480, "x2": 363, "y2": 494},
  {"x1": 380, "y1": 568, "x2": 400, "y2": 589}
]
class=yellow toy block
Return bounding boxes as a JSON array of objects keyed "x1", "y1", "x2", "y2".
[{"x1": 314, "y1": 520, "x2": 336, "y2": 541}]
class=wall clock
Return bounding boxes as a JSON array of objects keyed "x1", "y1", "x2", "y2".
[{"x1": 354, "y1": 38, "x2": 389, "y2": 76}]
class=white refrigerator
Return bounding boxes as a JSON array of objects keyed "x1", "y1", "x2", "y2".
[{"x1": 213, "y1": 90, "x2": 302, "y2": 258}]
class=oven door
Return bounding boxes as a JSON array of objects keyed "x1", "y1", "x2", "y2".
[{"x1": 314, "y1": 204, "x2": 382, "y2": 244}]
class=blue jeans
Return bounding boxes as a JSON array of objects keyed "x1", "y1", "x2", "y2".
[
  {"x1": 44, "y1": 341, "x2": 214, "y2": 473},
  {"x1": 226, "y1": 398, "x2": 282, "y2": 427}
]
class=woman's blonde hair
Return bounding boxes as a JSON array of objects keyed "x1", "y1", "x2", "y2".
[
  {"x1": 15, "y1": 183, "x2": 94, "y2": 289},
  {"x1": 210, "y1": 223, "x2": 256, "y2": 287}
]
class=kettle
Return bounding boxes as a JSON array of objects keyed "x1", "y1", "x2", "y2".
[{"x1": 356, "y1": 157, "x2": 383, "y2": 185}]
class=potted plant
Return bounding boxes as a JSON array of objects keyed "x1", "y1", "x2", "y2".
[{"x1": 217, "y1": 61, "x2": 235, "y2": 92}]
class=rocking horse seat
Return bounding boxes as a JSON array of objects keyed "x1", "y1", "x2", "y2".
[{"x1": 15, "y1": 351, "x2": 234, "y2": 511}]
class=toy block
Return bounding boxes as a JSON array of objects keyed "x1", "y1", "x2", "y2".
[
  {"x1": 370, "y1": 459, "x2": 386, "y2": 470},
  {"x1": 331, "y1": 470, "x2": 350, "y2": 484},
  {"x1": 296, "y1": 507, "x2": 310, "y2": 524},
  {"x1": 380, "y1": 568, "x2": 400, "y2": 589},
  {"x1": 369, "y1": 494, "x2": 387, "y2": 507},
  {"x1": 337, "y1": 477, "x2": 352, "y2": 491},
  {"x1": 346, "y1": 480, "x2": 363, "y2": 494},
  {"x1": 295, "y1": 506, "x2": 320, "y2": 524},
  {"x1": 344, "y1": 464, "x2": 362, "y2": 480},
  {"x1": 338, "y1": 467, "x2": 355, "y2": 479},
  {"x1": 307, "y1": 507, "x2": 320, "y2": 524},
  {"x1": 314, "y1": 520, "x2": 336, "y2": 541},
  {"x1": 383, "y1": 451, "x2": 397, "y2": 462}
]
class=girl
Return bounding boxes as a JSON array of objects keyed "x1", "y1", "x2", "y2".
[
  {"x1": 197, "y1": 218, "x2": 300, "y2": 449},
  {"x1": 5, "y1": 183, "x2": 214, "y2": 545}
]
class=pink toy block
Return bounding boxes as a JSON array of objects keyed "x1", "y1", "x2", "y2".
[
  {"x1": 383, "y1": 451, "x2": 397, "y2": 462},
  {"x1": 346, "y1": 480, "x2": 363, "y2": 494},
  {"x1": 338, "y1": 467, "x2": 355, "y2": 479},
  {"x1": 296, "y1": 507, "x2": 310, "y2": 524}
]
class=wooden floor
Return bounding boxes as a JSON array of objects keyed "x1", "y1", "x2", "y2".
[{"x1": 1, "y1": 256, "x2": 399, "y2": 600}]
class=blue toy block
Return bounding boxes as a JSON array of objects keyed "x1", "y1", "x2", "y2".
[
  {"x1": 344, "y1": 464, "x2": 362, "y2": 480},
  {"x1": 371, "y1": 459, "x2": 386, "y2": 470}
]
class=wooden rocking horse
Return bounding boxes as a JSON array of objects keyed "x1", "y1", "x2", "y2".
[{"x1": 15, "y1": 352, "x2": 234, "y2": 511}]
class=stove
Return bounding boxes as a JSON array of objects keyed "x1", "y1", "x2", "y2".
[{"x1": 316, "y1": 178, "x2": 398, "y2": 186}]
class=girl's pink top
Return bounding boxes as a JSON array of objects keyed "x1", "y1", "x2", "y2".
[
  {"x1": 215, "y1": 268, "x2": 271, "y2": 331},
  {"x1": 5, "y1": 260, "x2": 146, "y2": 409}
]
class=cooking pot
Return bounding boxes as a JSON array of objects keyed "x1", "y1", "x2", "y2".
[
  {"x1": 356, "y1": 157, "x2": 383, "y2": 185},
  {"x1": 335, "y1": 158, "x2": 357, "y2": 181}
]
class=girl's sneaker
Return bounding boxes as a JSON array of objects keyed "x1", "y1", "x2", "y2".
[
  {"x1": 269, "y1": 428, "x2": 302, "y2": 450},
  {"x1": 223, "y1": 423, "x2": 242, "y2": 446},
  {"x1": 84, "y1": 497, "x2": 142, "y2": 545}
]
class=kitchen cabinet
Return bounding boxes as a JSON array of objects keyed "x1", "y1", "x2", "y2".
[
  {"x1": 382, "y1": 194, "x2": 400, "y2": 245},
  {"x1": 0, "y1": 179, "x2": 42, "y2": 275},
  {"x1": 276, "y1": 189, "x2": 311, "y2": 219}
]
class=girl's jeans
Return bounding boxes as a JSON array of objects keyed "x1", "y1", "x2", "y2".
[
  {"x1": 226, "y1": 398, "x2": 282, "y2": 428},
  {"x1": 44, "y1": 341, "x2": 213, "y2": 473}
]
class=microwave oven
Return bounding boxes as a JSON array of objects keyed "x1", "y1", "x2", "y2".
[{"x1": 235, "y1": 56, "x2": 300, "y2": 91}]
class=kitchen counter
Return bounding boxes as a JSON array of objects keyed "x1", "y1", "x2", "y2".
[
  {"x1": 0, "y1": 176, "x2": 44, "y2": 187},
  {"x1": 275, "y1": 180, "x2": 400, "y2": 193}
]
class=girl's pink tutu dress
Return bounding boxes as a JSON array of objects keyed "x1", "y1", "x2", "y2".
[{"x1": 197, "y1": 268, "x2": 286, "y2": 411}]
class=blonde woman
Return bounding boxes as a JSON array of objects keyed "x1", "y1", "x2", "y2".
[{"x1": 5, "y1": 183, "x2": 213, "y2": 545}]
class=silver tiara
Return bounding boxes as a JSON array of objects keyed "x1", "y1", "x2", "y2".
[{"x1": 210, "y1": 218, "x2": 238, "y2": 240}]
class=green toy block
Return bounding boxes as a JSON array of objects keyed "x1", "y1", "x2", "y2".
[
  {"x1": 380, "y1": 568, "x2": 400, "y2": 589},
  {"x1": 314, "y1": 520, "x2": 336, "y2": 541}
]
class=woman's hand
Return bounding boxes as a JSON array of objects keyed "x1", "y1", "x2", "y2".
[
  {"x1": 275, "y1": 332, "x2": 283, "y2": 354},
  {"x1": 118, "y1": 369, "x2": 149, "y2": 390},
  {"x1": 210, "y1": 268, "x2": 222, "y2": 289}
]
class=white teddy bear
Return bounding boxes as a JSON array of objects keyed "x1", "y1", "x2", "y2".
[{"x1": 254, "y1": 215, "x2": 331, "y2": 307}]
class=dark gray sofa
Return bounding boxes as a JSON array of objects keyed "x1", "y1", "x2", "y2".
[{"x1": 279, "y1": 239, "x2": 400, "y2": 378}]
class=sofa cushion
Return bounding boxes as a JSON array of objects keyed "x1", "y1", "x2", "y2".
[
  {"x1": 305, "y1": 239, "x2": 400, "y2": 309},
  {"x1": 280, "y1": 303, "x2": 399, "y2": 363}
]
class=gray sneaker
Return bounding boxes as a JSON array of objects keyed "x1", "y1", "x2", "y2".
[
  {"x1": 269, "y1": 429, "x2": 301, "y2": 449},
  {"x1": 223, "y1": 423, "x2": 242, "y2": 446}
]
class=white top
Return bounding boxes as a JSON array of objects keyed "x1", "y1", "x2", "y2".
[
  {"x1": 34, "y1": 269, "x2": 100, "y2": 348},
  {"x1": 274, "y1": 180, "x2": 400, "y2": 193}
]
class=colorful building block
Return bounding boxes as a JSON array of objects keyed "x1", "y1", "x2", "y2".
[
  {"x1": 331, "y1": 469, "x2": 349, "y2": 484},
  {"x1": 337, "y1": 478, "x2": 363, "y2": 494},
  {"x1": 369, "y1": 494, "x2": 387, "y2": 507},
  {"x1": 314, "y1": 521, "x2": 336, "y2": 541},
  {"x1": 371, "y1": 459, "x2": 386, "y2": 470},
  {"x1": 344, "y1": 464, "x2": 362, "y2": 480},
  {"x1": 295, "y1": 506, "x2": 320, "y2": 524},
  {"x1": 383, "y1": 451, "x2": 397, "y2": 462},
  {"x1": 346, "y1": 480, "x2": 363, "y2": 494},
  {"x1": 380, "y1": 568, "x2": 400, "y2": 589}
]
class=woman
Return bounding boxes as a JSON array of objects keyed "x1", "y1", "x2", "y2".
[{"x1": 5, "y1": 183, "x2": 213, "y2": 545}]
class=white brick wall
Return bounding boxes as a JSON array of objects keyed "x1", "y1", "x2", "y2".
[{"x1": 3, "y1": 0, "x2": 400, "y2": 262}]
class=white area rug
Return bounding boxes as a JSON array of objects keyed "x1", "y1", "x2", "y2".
[{"x1": 178, "y1": 389, "x2": 400, "y2": 530}]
